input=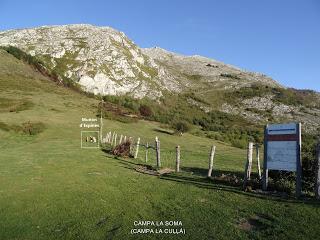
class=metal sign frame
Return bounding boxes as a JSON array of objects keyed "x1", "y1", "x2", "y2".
[{"x1": 262, "y1": 122, "x2": 302, "y2": 197}]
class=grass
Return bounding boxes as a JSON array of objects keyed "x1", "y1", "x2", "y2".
[
  {"x1": 0, "y1": 49, "x2": 320, "y2": 240},
  {"x1": 0, "y1": 97, "x2": 34, "y2": 113}
]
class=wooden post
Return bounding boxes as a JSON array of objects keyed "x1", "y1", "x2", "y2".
[
  {"x1": 129, "y1": 137, "x2": 133, "y2": 154},
  {"x1": 316, "y1": 140, "x2": 320, "y2": 200},
  {"x1": 100, "y1": 99, "x2": 103, "y2": 145},
  {"x1": 207, "y1": 145, "x2": 216, "y2": 177},
  {"x1": 106, "y1": 132, "x2": 110, "y2": 143},
  {"x1": 145, "y1": 142, "x2": 149, "y2": 162},
  {"x1": 134, "y1": 137, "x2": 140, "y2": 159},
  {"x1": 119, "y1": 135, "x2": 123, "y2": 144},
  {"x1": 296, "y1": 123, "x2": 302, "y2": 198},
  {"x1": 114, "y1": 133, "x2": 117, "y2": 146},
  {"x1": 243, "y1": 142, "x2": 253, "y2": 189},
  {"x1": 124, "y1": 136, "x2": 127, "y2": 143},
  {"x1": 111, "y1": 132, "x2": 115, "y2": 146},
  {"x1": 176, "y1": 145, "x2": 181, "y2": 172},
  {"x1": 256, "y1": 144, "x2": 262, "y2": 179},
  {"x1": 155, "y1": 137, "x2": 161, "y2": 168},
  {"x1": 263, "y1": 126, "x2": 268, "y2": 191}
]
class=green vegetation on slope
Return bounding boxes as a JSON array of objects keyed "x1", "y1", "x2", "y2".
[
  {"x1": 101, "y1": 93, "x2": 262, "y2": 148},
  {"x1": 225, "y1": 84, "x2": 320, "y2": 109},
  {"x1": 0, "y1": 97, "x2": 34, "y2": 113},
  {"x1": 0, "y1": 46, "x2": 82, "y2": 91},
  {"x1": 1, "y1": 47, "x2": 320, "y2": 240}
]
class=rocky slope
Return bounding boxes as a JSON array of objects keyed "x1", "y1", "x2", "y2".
[
  {"x1": 142, "y1": 47, "x2": 280, "y2": 91},
  {"x1": 0, "y1": 24, "x2": 319, "y2": 132},
  {"x1": 0, "y1": 24, "x2": 280, "y2": 98},
  {"x1": 0, "y1": 24, "x2": 163, "y2": 98}
]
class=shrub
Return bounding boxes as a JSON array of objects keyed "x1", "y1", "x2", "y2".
[
  {"x1": 139, "y1": 104, "x2": 153, "y2": 117},
  {"x1": 22, "y1": 121, "x2": 45, "y2": 135},
  {"x1": 112, "y1": 141, "x2": 132, "y2": 157},
  {"x1": 230, "y1": 138, "x2": 248, "y2": 149},
  {"x1": 220, "y1": 73, "x2": 240, "y2": 80},
  {"x1": 172, "y1": 121, "x2": 190, "y2": 134}
]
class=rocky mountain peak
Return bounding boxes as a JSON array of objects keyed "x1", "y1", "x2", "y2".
[{"x1": 0, "y1": 24, "x2": 281, "y2": 98}]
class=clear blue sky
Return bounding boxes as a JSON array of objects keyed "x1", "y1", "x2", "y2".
[{"x1": 1, "y1": 0, "x2": 319, "y2": 91}]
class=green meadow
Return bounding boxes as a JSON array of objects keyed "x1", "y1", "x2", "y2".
[{"x1": 1, "y1": 49, "x2": 320, "y2": 240}]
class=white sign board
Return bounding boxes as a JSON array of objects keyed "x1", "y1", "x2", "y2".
[
  {"x1": 267, "y1": 141, "x2": 297, "y2": 171},
  {"x1": 265, "y1": 123, "x2": 300, "y2": 172}
]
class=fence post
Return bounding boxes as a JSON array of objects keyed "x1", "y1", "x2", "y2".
[
  {"x1": 111, "y1": 132, "x2": 115, "y2": 146},
  {"x1": 108, "y1": 132, "x2": 112, "y2": 143},
  {"x1": 316, "y1": 141, "x2": 320, "y2": 200},
  {"x1": 124, "y1": 136, "x2": 127, "y2": 143},
  {"x1": 296, "y1": 122, "x2": 302, "y2": 198},
  {"x1": 134, "y1": 137, "x2": 140, "y2": 159},
  {"x1": 119, "y1": 135, "x2": 123, "y2": 145},
  {"x1": 129, "y1": 137, "x2": 133, "y2": 155},
  {"x1": 243, "y1": 142, "x2": 254, "y2": 189},
  {"x1": 176, "y1": 145, "x2": 181, "y2": 172},
  {"x1": 100, "y1": 100, "x2": 103, "y2": 145},
  {"x1": 207, "y1": 145, "x2": 216, "y2": 177},
  {"x1": 114, "y1": 133, "x2": 117, "y2": 146},
  {"x1": 145, "y1": 142, "x2": 149, "y2": 162},
  {"x1": 106, "y1": 132, "x2": 109, "y2": 143},
  {"x1": 256, "y1": 144, "x2": 262, "y2": 179},
  {"x1": 155, "y1": 137, "x2": 161, "y2": 168},
  {"x1": 110, "y1": 132, "x2": 113, "y2": 145},
  {"x1": 262, "y1": 126, "x2": 268, "y2": 191}
]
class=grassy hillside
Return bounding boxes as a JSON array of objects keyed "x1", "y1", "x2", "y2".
[{"x1": 1, "y1": 49, "x2": 320, "y2": 240}]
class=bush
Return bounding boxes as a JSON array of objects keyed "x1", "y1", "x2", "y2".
[
  {"x1": 139, "y1": 104, "x2": 153, "y2": 117},
  {"x1": 220, "y1": 73, "x2": 240, "y2": 80},
  {"x1": 172, "y1": 121, "x2": 190, "y2": 134},
  {"x1": 230, "y1": 138, "x2": 248, "y2": 149},
  {"x1": 22, "y1": 121, "x2": 45, "y2": 135},
  {"x1": 112, "y1": 141, "x2": 132, "y2": 157}
]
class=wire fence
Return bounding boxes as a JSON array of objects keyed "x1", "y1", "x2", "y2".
[
  {"x1": 101, "y1": 130, "x2": 320, "y2": 198},
  {"x1": 101, "y1": 130, "x2": 248, "y2": 175}
]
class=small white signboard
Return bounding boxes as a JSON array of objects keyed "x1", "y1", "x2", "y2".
[
  {"x1": 263, "y1": 122, "x2": 302, "y2": 196},
  {"x1": 267, "y1": 141, "x2": 297, "y2": 171},
  {"x1": 265, "y1": 123, "x2": 300, "y2": 172}
]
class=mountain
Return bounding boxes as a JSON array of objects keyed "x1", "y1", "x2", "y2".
[
  {"x1": 0, "y1": 24, "x2": 319, "y2": 133},
  {"x1": 0, "y1": 24, "x2": 280, "y2": 97}
]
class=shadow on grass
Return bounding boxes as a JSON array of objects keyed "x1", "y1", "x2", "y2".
[
  {"x1": 104, "y1": 153, "x2": 320, "y2": 206},
  {"x1": 153, "y1": 128, "x2": 174, "y2": 135},
  {"x1": 159, "y1": 170, "x2": 320, "y2": 206}
]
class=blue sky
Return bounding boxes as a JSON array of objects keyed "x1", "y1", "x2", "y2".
[{"x1": 1, "y1": 0, "x2": 319, "y2": 91}]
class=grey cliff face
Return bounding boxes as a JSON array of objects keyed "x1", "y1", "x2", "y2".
[{"x1": 0, "y1": 24, "x2": 281, "y2": 98}]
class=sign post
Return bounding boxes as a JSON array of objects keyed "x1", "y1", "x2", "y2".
[
  {"x1": 316, "y1": 140, "x2": 320, "y2": 200},
  {"x1": 263, "y1": 123, "x2": 302, "y2": 197}
]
